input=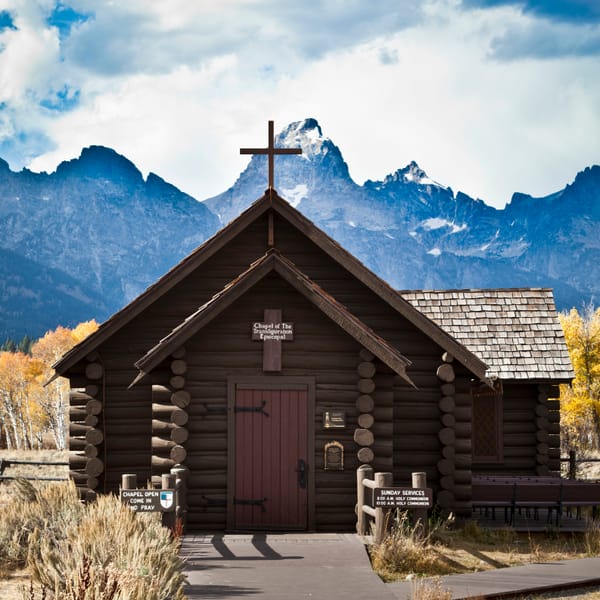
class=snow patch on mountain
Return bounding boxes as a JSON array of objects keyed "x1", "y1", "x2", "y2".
[
  {"x1": 385, "y1": 161, "x2": 446, "y2": 189},
  {"x1": 281, "y1": 184, "x2": 308, "y2": 207},
  {"x1": 428, "y1": 248, "x2": 442, "y2": 256},
  {"x1": 421, "y1": 218, "x2": 467, "y2": 233},
  {"x1": 279, "y1": 118, "x2": 328, "y2": 160}
]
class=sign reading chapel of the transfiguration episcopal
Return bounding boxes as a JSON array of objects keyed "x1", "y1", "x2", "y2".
[{"x1": 252, "y1": 308, "x2": 294, "y2": 371}]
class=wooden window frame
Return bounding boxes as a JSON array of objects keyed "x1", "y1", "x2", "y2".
[{"x1": 472, "y1": 381, "x2": 504, "y2": 465}]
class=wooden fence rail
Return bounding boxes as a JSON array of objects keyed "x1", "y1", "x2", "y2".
[
  {"x1": 561, "y1": 450, "x2": 600, "y2": 480},
  {"x1": 0, "y1": 458, "x2": 69, "y2": 482},
  {"x1": 356, "y1": 466, "x2": 392, "y2": 544},
  {"x1": 356, "y1": 466, "x2": 429, "y2": 544}
]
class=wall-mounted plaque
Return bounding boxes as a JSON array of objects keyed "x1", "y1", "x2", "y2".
[
  {"x1": 323, "y1": 410, "x2": 346, "y2": 429},
  {"x1": 324, "y1": 441, "x2": 344, "y2": 471}
]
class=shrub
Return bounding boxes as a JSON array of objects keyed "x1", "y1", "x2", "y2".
[
  {"x1": 0, "y1": 479, "x2": 186, "y2": 600},
  {"x1": 369, "y1": 511, "x2": 456, "y2": 580},
  {"x1": 0, "y1": 479, "x2": 83, "y2": 572},
  {"x1": 584, "y1": 518, "x2": 600, "y2": 556}
]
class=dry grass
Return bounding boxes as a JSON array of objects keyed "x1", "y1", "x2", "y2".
[
  {"x1": 408, "y1": 577, "x2": 453, "y2": 600},
  {"x1": 370, "y1": 514, "x2": 600, "y2": 584},
  {"x1": 0, "y1": 450, "x2": 68, "y2": 506},
  {"x1": 0, "y1": 478, "x2": 186, "y2": 600},
  {"x1": 370, "y1": 513, "x2": 458, "y2": 579}
]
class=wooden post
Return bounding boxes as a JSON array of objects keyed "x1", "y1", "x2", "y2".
[
  {"x1": 569, "y1": 450, "x2": 577, "y2": 480},
  {"x1": 121, "y1": 473, "x2": 137, "y2": 490},
  {"x1": 412, "y1": 471, "x2": 428, "y2": 538},
  {"x1": 356, "y1": 464, "x2": 374, "y2": 535},
  {"x1": 374, "y1": 471, "x2": 393, "y2": 545},
  {"x1": 171, "y1": 465, "x2": 189, "y2": 529},
  {"x1": 162, "y1": 473, "x2": 177, "y2": 529}
]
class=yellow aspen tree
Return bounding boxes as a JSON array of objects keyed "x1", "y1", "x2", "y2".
[
  {"x1": 0, "y1": 351, "x2": 45, "y2": 449},
  {"x1": 559, "y1": 306, "x2": 600, "y2": 451},
  {"x1": 30, "y1": 320, "x2": 99, "y2": 449}
]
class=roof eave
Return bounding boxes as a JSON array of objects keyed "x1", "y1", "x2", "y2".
[
  {"x1": 269, "y1": 197, "x2": 489, "y2": 379},
  {"x1": 53, "y1": 189, "x2": 487, "y2": 382},
  {"x1": 53, "y1": 190, "x2": 275, "y2": 375},
  {"x1": 132, "y1": 251, "x2": 416, "y2": 387}
]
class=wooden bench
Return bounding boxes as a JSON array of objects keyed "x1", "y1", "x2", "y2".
[
  {"x1": 513, "y1": 481, "x2": 562, "y2": 525},
  {"x1": 560, "y1": 481, "x2": 600, "y2": 520},
  {"x1": 472, "y1": 481, "x2": 515, "y2": 523},
  {"x1": 472, "y1": 476, "x2": 600, "y2": 526}
]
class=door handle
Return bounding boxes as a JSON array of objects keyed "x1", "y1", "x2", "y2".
[{"x1": 297, "y1": 459, "x2": 307, "y2": 489}]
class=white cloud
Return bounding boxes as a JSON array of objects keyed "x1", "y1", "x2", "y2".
[
  {"x1": 0, "y1": 3, "x2": 60, "y2": 104},
  {"x1": 0, "y1": 0, "x2": 599, "y2": 208}
]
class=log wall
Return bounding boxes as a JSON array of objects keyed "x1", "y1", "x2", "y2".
[
  {"x1": 471, "y1": 383, "x2": 549, "y2": 477},
  {"x1": 174, "y1": 277, "x2": 398, "y2": 531},
  {"x1": 537, "y1": 384, "x2": 561, "y2": 475},
  {"x1": 68, "y1": 353, "x2": 105, "y2": 500},
  {"x1": 64, "y1": 207, "x2": 564, "y2": 528}
]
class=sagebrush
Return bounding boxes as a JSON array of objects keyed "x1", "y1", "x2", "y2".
[
  {"x1": 0, "y1": 479, "x2": 185, "y2": 600},
  {"x1": 369, "y1": 511, "x2": 457, "y2": 580}
]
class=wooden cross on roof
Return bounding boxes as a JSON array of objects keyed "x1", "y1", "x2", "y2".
[{"x1": 240, "y1": 120, "x2": 302, "y2": 189}]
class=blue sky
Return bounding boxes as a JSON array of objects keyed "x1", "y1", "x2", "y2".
[{"x1": 0, "y1": 0, "x2": 598, "y2": 208}]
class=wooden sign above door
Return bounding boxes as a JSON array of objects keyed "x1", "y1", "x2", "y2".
[{"x1": 252, "y1": 309, "x2": 294, "y2": 372}]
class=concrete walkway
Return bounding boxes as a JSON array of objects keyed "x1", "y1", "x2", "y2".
[
  {"x1": 182, "y1": 533, "x2": 396, "y2": 599},
  {"x1": 182, "y1": 534, "x2": 600, "y2": 599},
  {"x1": 388, "y1": 557, "x2": 600, "y2": 599}
]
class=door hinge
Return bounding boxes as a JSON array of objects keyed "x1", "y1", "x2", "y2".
[
  {"x1": 234, "y1": 497, "x2": 268, "y2": 512},
  {"x1": 234, "y1": 399, "x2": 269, "y2": 417}
]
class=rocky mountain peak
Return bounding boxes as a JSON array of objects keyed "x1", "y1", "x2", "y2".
[
  {"x1": 55, "y1": 145, "x2": 144, "y2": 185},
  {"x1": 384, "y1": 161, "x2": 440, "y2": 187},
  {"x1": 0, "y1": 118, "x2": 598, "y2": 340},
  {"x1": 277, "y1": 117, "x2": 328, "y2": 159}
]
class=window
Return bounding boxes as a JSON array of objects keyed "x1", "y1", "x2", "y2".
[{"x1": 472, "y1": 380, "x2": 503, "y2": 464}]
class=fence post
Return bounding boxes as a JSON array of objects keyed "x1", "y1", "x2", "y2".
[
  {"x1": 356, "y1": 464, "x2": 374, "y2": 535},
  {"x1": 171, "y1": 465, "x2": 189, "y2": 529},
  {"x1": 569, "y1": 450, "x2": 577, "y2": 480},
  {"x1": 411, "y1": 471, "x2": 428, "y2": 538},
  {"x1": 374, "y1": 472, "x2": 393, "y2": 545},
  {"x1": 162, "y1": 473, "x2": 177, "y2": 529},
  {"x1": 121, "y1": 473, "x2": 137, "y2": 491}
]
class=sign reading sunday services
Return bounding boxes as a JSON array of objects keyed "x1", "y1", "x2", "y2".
[{"x1": 373, "y1": 487, "x2": 433, "y2": 508}]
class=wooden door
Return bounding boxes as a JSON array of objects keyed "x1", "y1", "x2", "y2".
[{"x1": 234, "y1": 388, "x2": 308, "y2": 530}]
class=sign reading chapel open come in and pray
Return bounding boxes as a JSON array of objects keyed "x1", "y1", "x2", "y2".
[{"x1": 120, "y1": 489, "x2": 175, "y2": 512}]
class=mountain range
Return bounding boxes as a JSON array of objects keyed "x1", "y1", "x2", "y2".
[{"x1": 0, "y1": 118, "x2": 597, "y2": 341}]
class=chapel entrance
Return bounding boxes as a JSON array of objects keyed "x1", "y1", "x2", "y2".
[{"x1": 232, "y1": 386, "x2": 308, "y2": 530}]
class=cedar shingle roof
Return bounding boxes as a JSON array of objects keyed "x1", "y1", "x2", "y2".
[{"x1": 401, "y1": 288, "x2": 574, "y2": 382}]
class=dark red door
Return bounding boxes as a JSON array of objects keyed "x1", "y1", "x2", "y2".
[{"x1": 234, "y1": 388, "x2": 308, "y2": 530}]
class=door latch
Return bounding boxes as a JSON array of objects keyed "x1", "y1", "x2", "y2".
[{"x1": 297, "y1": 459, "x2": 307, "y2": 489}]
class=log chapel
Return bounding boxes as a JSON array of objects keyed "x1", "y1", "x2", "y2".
[{"x1": 53, "y1": 122, "x2": 573, "y2": 531}]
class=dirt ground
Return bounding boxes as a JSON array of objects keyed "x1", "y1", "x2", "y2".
[{"x1": 2, "y1": 450, "x2": 600, "y2": 599}]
